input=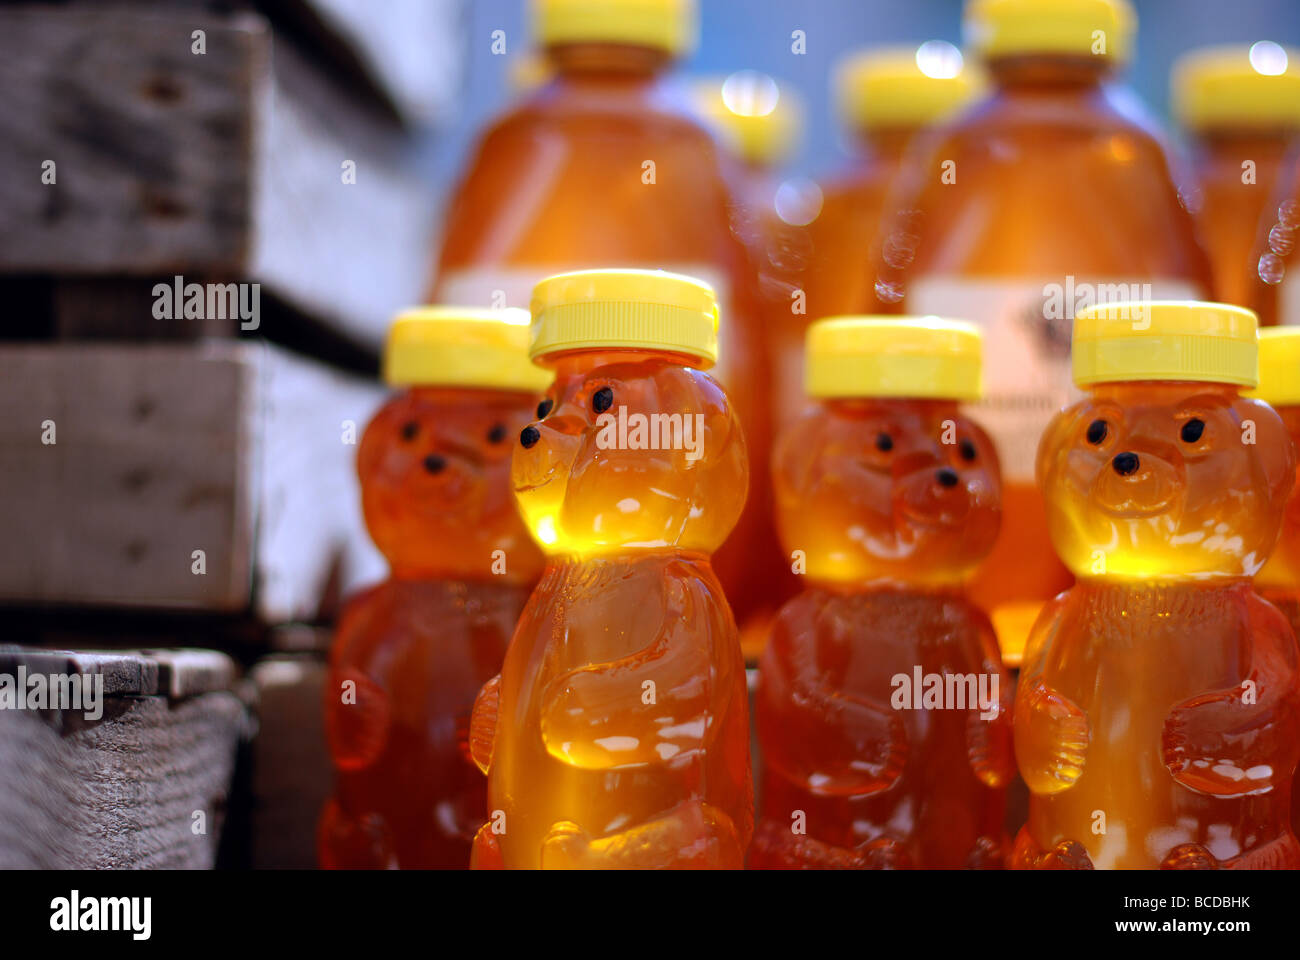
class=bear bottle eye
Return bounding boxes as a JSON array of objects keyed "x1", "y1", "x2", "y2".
[
  {"x1": 401, "y1": 420, "x2": 419, "y2": 442},
  {"x1": 959, "y1": 438, "x2": 977, "y2": 462},
  {"x1": 536, "y1": 398, "x2": 553, "y2": 420},
  {"x1": 1086, "y1": 419, "x2": 1108, "y2": 445},
  {"x1": 1180, "y1": 418, "x2": 1205, "y2": 443},
  {"x1": 487, "y1": 422, "x2": 507, "y2": 445},
  {"x1": 592, "y1": 386, "x2": 614, "y2": 414},
  {"x1": 875, "y1": 432, "x2": 893, "y2": 453}
]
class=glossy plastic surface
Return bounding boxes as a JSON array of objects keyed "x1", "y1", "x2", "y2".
[
  {"x1": 470, "y1": 350, "x2": 753, "y2": 868},
  {"x1": 1254, "y1": 405, "x2": 1300, "y2": 832},
  {"x1": 431, "y1": 43, "x2": 783, "y2": 630},
  {"x1": 752, "y1": 398, "x2": 1013, "y2": 868},
  {"x1": 803, "y1": 128, "x2": 912, "y2": 323},
  {"x1": 1250, "y1": 153, "x2": 1300, "y2": 326},
  {"x1": 319, "y1": 387, "x2": 543, "y2": 868},
  {"x1": 1187, "y1": 130, "x2": 1293, "y2": 308},
  {"x1": 868, "y1": 55, "x2": 1211, "y2": 650},
  {"x1": 1015, "y1": 381, "x2": 1300, "y2": 869}
]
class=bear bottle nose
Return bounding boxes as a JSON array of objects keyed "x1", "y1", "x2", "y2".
[
  {"x1": 936, "y1": 467, "x2": 959, "y2": 488},
  {"x1": 520, "y1": 425, "x2": 541, "y2": 449},
  {"x1": 1112, "y1": 451, "x2": 1139, "y2": 476}
]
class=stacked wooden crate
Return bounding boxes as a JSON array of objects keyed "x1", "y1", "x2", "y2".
[{"x1": 0, "y1": 0, "x2": 461, "y2": 868}]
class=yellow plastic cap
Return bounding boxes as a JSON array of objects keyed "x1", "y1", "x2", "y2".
[
  {"x1": 693, "y1": 72, "x2": 803, "y2": 168},
  {"x1": 1172, "y1": 43, "x2": 1300, "y2": 131},
  {"x1": 533, "y1": 0, "x2": 697, "y2": 56},
  {"x1": 964, "y1": 0, "x2": 1135, "y2": 63},
  {"x1": 805, "y1": 316, "x2": 983, "y2": 401},
  {"x1": 1247, "y1": 327, "x2": 1300, "y2": 406},
  {"x1": 1072, "y1": 301, "x2": 1259, "y2": 388},
  {"x1": 529, "y1": 269, "x2": 719, "y2": 367},
  {"x1": 383, "y1": 307, "x2": 552, "y2": 392},
  {"x1": 837, "y1": 42, "x2": 982, "y2": 131}
]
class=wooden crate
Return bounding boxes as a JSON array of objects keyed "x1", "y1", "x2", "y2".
[
  {"x1": 0, "y1": 341, "x2": 386, "y2": 620},
  {"x1": 0, "y1": 1, "x2": 443, "y2": 347},
  {"x1": 0, "y1": 647, "x2": 249, "y2": 869},
  {"x1": 269, "y1": 0, "x2": 465, "y2": 129}
]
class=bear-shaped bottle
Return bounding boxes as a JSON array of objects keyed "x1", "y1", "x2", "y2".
[
  {"x1": 1246, "y1": 329, "x2": 1300, "y2": 834},
  {"x1": 469, "y1": 269, "x2": 753, "y2": 868},
  {"x1": 1250, "y1": 328, "x2": 1300, "y2": 634},
  {"x1": 1015, "y1": 301, "x2": 1300, "y2": 869},
  {"x1": 319, "y1": 308, "x2": 550, "y2": 869},
  {"x1": 752, "y1": 317, "x2": 1013, "y2": 869}
]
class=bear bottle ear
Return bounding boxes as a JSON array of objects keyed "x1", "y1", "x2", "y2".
[
  {"x1": 1244, "y1": 399, "x2": 1299, "y2": 510},
  {"x1": 1035, "y1": 406, "x2": 1076, "y2": 492},
  {"x1": 772, "y1": 408, "x2": 821, "y2": 501}
]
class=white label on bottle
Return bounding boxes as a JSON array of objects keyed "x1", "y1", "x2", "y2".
[
  {"x1": 909, "y1": 276, "x2": 1203, "y2": 483},
  {"x1": 435, "y1": 264, "x2": 736, "y2": 382}
]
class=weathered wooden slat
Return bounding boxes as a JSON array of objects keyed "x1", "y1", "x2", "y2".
[
  {"x1": 249, "y1": 651, "x2": 330, "y2": 868},
  {"x1": 0, "y1": 6, "x2": 266, "y2": 276},
  {"x1": 0, "y1": 341, "x2": 385, "y2": 619},
  {"x1": 0, "y1": 3, "x2": 440, "y2": 347},
  {"x1": 265, "y1": 0, "x2": 465, "y2": 129},
  {"x1": 0, "y1": 647, "x2": 247, "y2": 869},
  {"x1": 253, "y1": 340, "x2": 387, "y2": 621},
  {"x1": 0, "y1": 341, "x2": 258, "y2": 610},
  {"x1": 252, "y1": 36, "x2": 437, "y2": 347},
  {"x1": 0, "y1": 648, "x2": 160, "y2": 698}
]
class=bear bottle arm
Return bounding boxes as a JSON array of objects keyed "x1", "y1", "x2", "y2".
[
  {"x1": 1162, "y1": 594, "x2": 1300, "y2": 797},
  {"x1": 469, "y1": 674, "x2": 500, "y2": 775},
  {"x1": 539, "y1": 632, "x2": 716, "y2": 770},
  {"x1": 966, "y1": 616, "x2": 1016, "y2": 787},
  {"x1": 1013, "y1": 596, "x2": 1090, "y2": 796},
  {"x1": 759, "y1": 633, "x2": 907, "y2": 797},
  {"x1": 539, "y1": 800, "x2": 744, "y2": 869}
]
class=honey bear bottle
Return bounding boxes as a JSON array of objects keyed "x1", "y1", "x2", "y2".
[
  {"x1": 430, "y1": 0, "x2": 783, "y2": 637},
  {"x1": 469, "y1": 269, "x2": 752, "y2": 869},
  {"x1": 1250, "y1": 327, "x2": 1300, "y2": 634},
  {"x1": 1173, "y1": 43, "x2": 1300, "y2": 308},
  {"x1": 319, "y1": 308, "x2": 550, "y2": 869},
  {"x1": 1249, "y1": 329, "x2": 1300, "y2": 834},
  {"x1": 870, "y1": 0, "x2": 1211, "y2": 666},
  {"x1": 1015, "y1": 301, "x2": 1300, "y2": 870},
  {"x1": 752, "y1": 317, "x2": 1013, "y2": 869}
]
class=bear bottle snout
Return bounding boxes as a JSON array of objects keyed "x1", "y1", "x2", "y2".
[
  {"x1": 936, "y1": 467, "x2": 959, "y2": 488},
  {"x1": 1112, "y1": 451, "x2": 1140, "y2": 476},
  {"x1": 520, "y1": 425, "x2": 541, "y2": 449}
]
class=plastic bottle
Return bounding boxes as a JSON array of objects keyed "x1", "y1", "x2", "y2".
[
  {"x1": 430, "y1": 0, "x2": 781, "y2": 634},
  {"x1": 1173, "y1": 43, "x2": 1300, "y2": 308},
  {"x1": 1252, "y1": 151, "x2": 1300, "y2": 327},
  {"x1": 692, "y1": 69, "x2": 804, "y2": 272},
  {"x1": 870, "y1": 0, "x2": 1212, "y2": 665},
  {"x1": 802, "y1": 42, "x2": 979, "y2": 327},
  {"x1": 1250, "y1": 327, "x2": 1300, "y2": 634},
  {"x1": 1250, "y1": 328, "x2": 1300, "y2": 835},
  {"x1": 319, "y1": 307, "x2": 550, "y2": 869},
  {"x1": 1015, "y1": 300, "x2": 1299, "y2": 869},
  {"x1": 752, "y1": 317, "x2": 1012, "y2": 868},
  {"x1": 468, "y1": 269, "x2": 752, "y2": 869}
]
